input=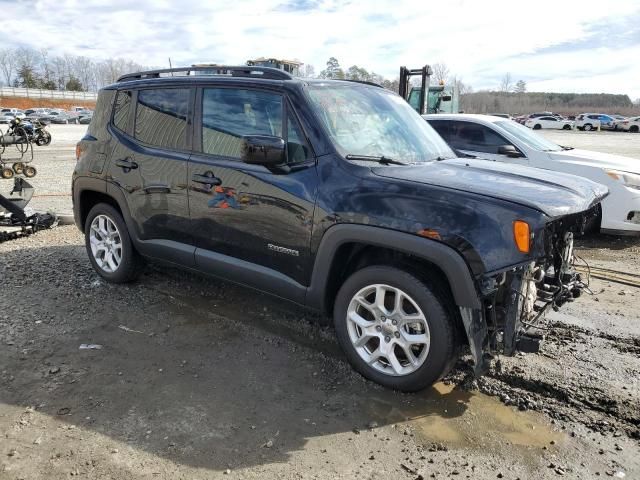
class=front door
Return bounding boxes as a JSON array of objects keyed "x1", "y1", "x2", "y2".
[{"x1": 189, "y1": 87, "x2": 318, "y2": 286}]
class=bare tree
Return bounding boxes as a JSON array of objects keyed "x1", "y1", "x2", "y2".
[
  {"x1": 432, "y1": 63, "x2": 450, "y2": 84},
  {"x1": 0, "y1": 48, "x2": 16, "y2": 86},
  {"x1": 499, "y1": 72, "x2": 513, "y2": 93},
  {"x1": 302, "y1": 64, "x2": 315, "y2": 78}
]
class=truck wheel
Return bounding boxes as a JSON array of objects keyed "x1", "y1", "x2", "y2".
[
  {"x1": 333, "y1": 266, "x2": 457, "y2": 392},
  {"x1": 23, "y1": 166, "x2": 36, "y2": 178},
  {"x1": 1, "y1": 167, "x2": 13, "y2": 179},
  {"x1": 84, "y1": 203, "x2": 144, "y2": 283}
]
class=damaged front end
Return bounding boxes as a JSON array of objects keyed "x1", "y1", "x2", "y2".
[{"x1": 461, "y1": 204, "x2": 600, "y2": 375}]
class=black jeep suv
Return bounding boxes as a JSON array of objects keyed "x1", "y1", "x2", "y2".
[{"x1": 73, "y1": 66, "x2": 607, "y2": 391}]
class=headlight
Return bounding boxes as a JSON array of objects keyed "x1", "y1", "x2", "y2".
[{"x1": 606, "y1": 170, "x2": 640, "y2": 191}]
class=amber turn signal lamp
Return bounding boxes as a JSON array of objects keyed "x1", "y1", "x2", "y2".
[{"x1": 513, "y1": 220, "x2": 531, "y2": 253}]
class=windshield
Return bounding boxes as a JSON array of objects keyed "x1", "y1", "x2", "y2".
[
  {"x1": 306, "y1": 83, "x2": 456, "y2": 163},
  {"x1": 495, "y1": 120, "x2": 563, "y2": 151}
]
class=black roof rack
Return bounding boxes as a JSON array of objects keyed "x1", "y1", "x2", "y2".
[{"x1": 117, "y1": 66, "x2": 293, "y2": 83}]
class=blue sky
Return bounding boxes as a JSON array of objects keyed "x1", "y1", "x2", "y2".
[{"x1": 2, "y1": 0, "x2": 640, "y2": 99}]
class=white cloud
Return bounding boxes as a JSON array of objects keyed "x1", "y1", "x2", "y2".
[{"x1": 2, "y1": 0, "x2": 639, "y2": 98}]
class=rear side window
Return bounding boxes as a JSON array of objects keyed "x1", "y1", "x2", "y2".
[
  {"x1": 201, "y1": 88, "x2": 282, "y2": 159},
  {"x1": 113, "y1": 90, "x2": 132, "y2": 132},
  {"x1": 135, "y1": 88, "x2": 189, "y2": 150}
]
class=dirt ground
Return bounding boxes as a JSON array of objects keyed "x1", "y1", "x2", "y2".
[{"x1": 0, "y1": 125, "x2": 639, "y2": 479}]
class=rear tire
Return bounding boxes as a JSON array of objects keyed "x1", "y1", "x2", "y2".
[
  {"x1": 563, "y1": 124, "x2": 571, "y2": 130},
  {"x1": 533, "y1": 124, "x2": 542, "y2": 130},
  {"x1": 630, "y1": 125, "x2": 639, "y2": 133},
  {"x1": 333, "y1": 265, "x2": 458, "y2": 392},
  {"x1": 584, "y1": 123, "x2": 593, "y2": 131},
  {"x1": 84, "y1": 203, "x2": 144, "y2": 283}
]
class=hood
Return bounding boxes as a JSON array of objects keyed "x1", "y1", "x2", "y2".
[
  {"x1": 548, "y1": 148, "x2": 640, "y2": 172},
  {"x1": 372, "y1": 158, "x2": 608, "y2": 218}
]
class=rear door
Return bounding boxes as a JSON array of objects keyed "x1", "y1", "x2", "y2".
[
  {"x1": 188, "y1": 86, "x2": 318, "y2": 290},
  {"x1": 106, "y1": 87, "x2": 194, "y2": 262}
]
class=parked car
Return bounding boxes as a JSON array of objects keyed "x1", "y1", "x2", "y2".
[
  {"x1": 73, "y1": 66, "x2": 606, "y2": 391},
  {"x1": 524, "y1": 115, "x2": 573, "y2": 130},
  {"x1": 575, "y1": 113, "x2": 615, "y2": 131},
  {"x1": 425, "y1": 113, "x2": 640, "y2": 235},
  {"x1": 617, "y1": 116, "x2": 640, "y2": 133},
  {"x1": 0, "y1": 111, "x2": 15, "y2": 124},
  {"x1": 78, "y1": 112, "x2": 93, "y2": 124},
  {"x1": 1, "y1": 108, "x2": 25, "y2": 119},
  {"x1": 42, "y1": 111, "x2": 80, "y2": 124}
]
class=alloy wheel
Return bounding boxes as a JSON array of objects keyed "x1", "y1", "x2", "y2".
[
  {"x1": 346, "y1": 284, "x2": 431, "y2": 376},
  {"x1": 89, "y1": 215, "x2": 123, "y2": 273}
]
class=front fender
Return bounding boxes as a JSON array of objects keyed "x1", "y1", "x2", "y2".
[{"x1": 305, "y1": 224, "x2": 481, "y2": 310}]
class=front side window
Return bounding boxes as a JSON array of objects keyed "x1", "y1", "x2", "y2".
[
  {"x1": 134, "y1": 88, "x2": 189, "y2": 150},
  {"x1": 113, "y1": 90, "x2": 132, "y2": 132},
  {"x1": 286, "y1": 113, "x2": 311, "y2": 163},
  {"x1": 201, "y1": 88, "x2": 282, "y2": 159},
  {"x1": 495, "y1": 120, "x2": 562, "y2": 151},
  {"x1": 427, "y1": 120, "x2": 452, "y2": 141},
  {"x1": 446, "y1": 121, "x2": 512, "y2": 154}
]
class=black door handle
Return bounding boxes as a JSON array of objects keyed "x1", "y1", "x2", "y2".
[
  {"x1": 144, "y1": 185, "x2": 171, "y2": 194},
  {"x1": 192, "y1": 172, "x2": 221, "y2": 186},
  {"x1": 115, "y1": 158, "x2": 138, "y2": 170}
]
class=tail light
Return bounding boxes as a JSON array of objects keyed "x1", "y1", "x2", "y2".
[{"x1": 75, "y1": 143, "x2": 82, "y2": 161}]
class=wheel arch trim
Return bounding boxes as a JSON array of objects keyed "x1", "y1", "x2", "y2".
[{"x1": 306, "y1": 224, "x2": 481, "y2": 310}]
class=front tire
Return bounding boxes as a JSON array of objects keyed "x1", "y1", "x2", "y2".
[
  {"x1": 584, "y1": 123, "x2": 593, "y2": 131},
  {"x1": 333, "y1": 266, "x2": 458, "y2": 392},
  {"x1": 563, "y1": 124, "x2": 571, "y2": 130},
  {"x1": 84, "y1": 203, "x2": 144, "y2": 283},
  {"x1": 533, "y1": 124, "x2": 542, "y2": 130}
]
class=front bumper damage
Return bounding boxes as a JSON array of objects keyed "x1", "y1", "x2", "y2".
[{"x1": 461, "y1": 205, "x2": 599, "y2": 375}]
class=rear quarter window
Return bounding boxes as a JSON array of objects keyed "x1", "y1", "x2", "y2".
[{"x1": 113, "y1": 90, "x2": 133, "y2": 133}]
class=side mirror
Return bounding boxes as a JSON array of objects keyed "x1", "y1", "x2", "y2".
[
  {"x1": 241, "y1": 135, "x2": 286, "y2": 166},
  {"x1": 441, "y1": 95, "x2": 452, "y2": 102},
  {"x1": 498, "y1": 145, "x2": 524, "y2": 158}
]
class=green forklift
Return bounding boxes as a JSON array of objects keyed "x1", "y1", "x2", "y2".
[{"x1": 398, "y1": 65, "x2": 459, "y2": 114}]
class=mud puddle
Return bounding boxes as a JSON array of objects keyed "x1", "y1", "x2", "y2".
[{"x1": 365, "y1": 382, "x2": 561, "y2": 452}]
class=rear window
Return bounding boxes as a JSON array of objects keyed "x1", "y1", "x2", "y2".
[
  {"x1": 113, "y1": 90, "x2": 132, "y2": 132},
  {"x1": 134, "y1": 88, "x2": 189, "y2": 150}
]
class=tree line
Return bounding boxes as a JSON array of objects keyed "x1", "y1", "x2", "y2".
[
  {"x1": 2, "y1": 50, "x2": 637, "y2": 115},
  {"x1": 0, "y1": 47, "x2": 148, "y2": 92}
]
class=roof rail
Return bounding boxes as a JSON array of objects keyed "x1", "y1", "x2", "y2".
[
  {"x1": 117, "y1": 66, "x2": 293, "y2": 83},
  {"x1": 342, "y1": 79, "x2": 384, "y2": 89}
]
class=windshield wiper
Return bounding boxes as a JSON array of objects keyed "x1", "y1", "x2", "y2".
[{"x1": 345, "y1": 154, "x2": 409, "y2": 166}]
